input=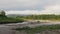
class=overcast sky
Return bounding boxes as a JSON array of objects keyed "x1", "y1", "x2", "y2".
[{"x1": 0, "y1": 0, "x2": 60, "y2": 15}]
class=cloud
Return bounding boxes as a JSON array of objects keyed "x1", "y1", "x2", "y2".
[
  {"x1": 6, "y1": 5, "x2": 60, "y2": 15},
  {"x1": 0, "y1": 0, "x2": 60, "y2": 15},
  {"x1": 0, "y1": 0, "x2": 43, "y2": 10},
  {"x1": 0, "y1": 0, "x2": 60, "y2": 10},
  {"x1": 39, "y1": 5, "x2": 60, "y2": 14},
  {"x1": 6, "y1": 10, "x2": 39, "y2": 15}
]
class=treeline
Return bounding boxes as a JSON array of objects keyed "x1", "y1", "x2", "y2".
[{"x1": 16, "y1": 14, "x2": 60, "y2": 20}]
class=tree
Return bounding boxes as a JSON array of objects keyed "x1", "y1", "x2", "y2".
[{"x1": 0, "y1": 10, "x2": 5, "y2": 16}]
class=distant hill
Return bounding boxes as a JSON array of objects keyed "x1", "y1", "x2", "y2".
[{"x1": 6, "y1": 14, "x2": 31, "y2": 17}]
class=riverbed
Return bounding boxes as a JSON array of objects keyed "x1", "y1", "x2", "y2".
[{"x1": 0, "y1": 21, "x2": 60, "y2": 34}]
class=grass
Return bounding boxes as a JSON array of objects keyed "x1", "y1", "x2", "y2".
[{"x1": 15, "y1": 24, "x2": 60, "y2": 34}]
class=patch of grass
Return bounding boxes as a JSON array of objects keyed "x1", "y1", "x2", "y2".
[{"x1": 15, "y1": 24, "x2": 60, "y2": 34}]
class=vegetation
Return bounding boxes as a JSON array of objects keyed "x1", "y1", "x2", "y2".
[
  {"x1": 16, "y1": 14, "x2": 60, "y2": 20},
  {"x1": 1, "y1": 10, "x2": 60, "y2": 24},
  {"x1": 0, "y1": 10, "x2": 24, "y2": 24},
  {"x1": 15, "y1": 24, "x2": 60, "y2": 34}
]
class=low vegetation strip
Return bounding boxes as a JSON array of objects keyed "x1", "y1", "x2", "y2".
[
  {"x1": 15, "y1": 24, "x2": 60, "y2": 34},
  {"x1": 16, "y1": 15, "x2": 60, "y2": 20},
  {"x1": 0, "y1": 16, "x2": 24, "y2": 24}
]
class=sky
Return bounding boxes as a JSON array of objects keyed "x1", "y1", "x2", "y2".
[{"x1": 0, "y1": 0, "x2": 60, "y2": 15}]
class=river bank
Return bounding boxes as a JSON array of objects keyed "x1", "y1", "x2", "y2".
[{"x1": 0, "y1": 21, "x2": 60, "y2": 34}]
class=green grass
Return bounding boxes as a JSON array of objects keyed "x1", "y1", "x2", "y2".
[
  {"x1": 15, "y1": 24, "x2": 60, "y2": 34},
  {"x1": 0, "y1": 16, "x2": 24, "y2": 24}
]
